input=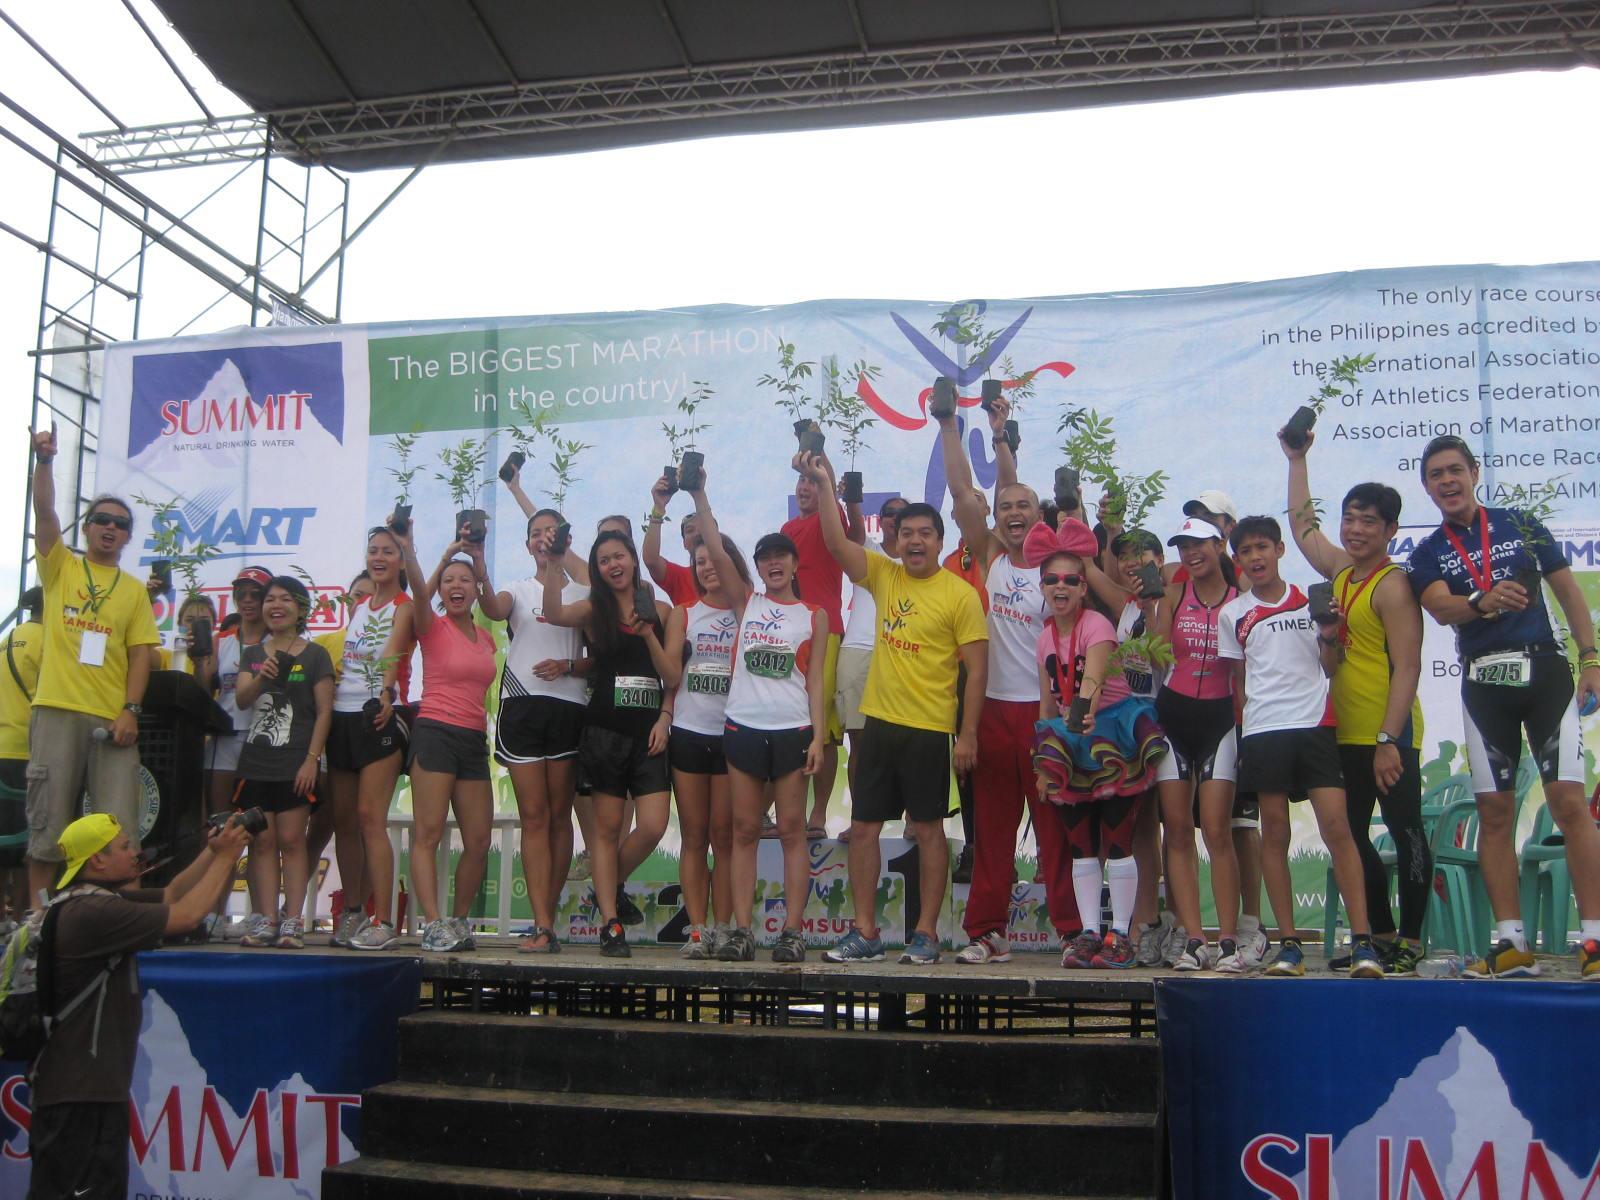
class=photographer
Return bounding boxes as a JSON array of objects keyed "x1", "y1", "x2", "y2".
[
  {"x1": 25, "y1": 427, "x2": 161, "y2": 903},
  {"x1": 27, "y1": 811, "x2": 250, "y2": 1200}
]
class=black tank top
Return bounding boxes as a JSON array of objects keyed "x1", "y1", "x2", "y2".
[{"x1": 587, "y1": 626, "x2": 663, "y2": 738}]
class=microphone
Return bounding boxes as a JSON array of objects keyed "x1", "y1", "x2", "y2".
[{"x1": 91, "y1": 726, "x2": 110, "y2": 742}]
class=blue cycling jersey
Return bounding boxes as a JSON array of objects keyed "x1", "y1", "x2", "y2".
[{"x1": 1405, "y1": 506, "x2": 1567, "y2": 660}]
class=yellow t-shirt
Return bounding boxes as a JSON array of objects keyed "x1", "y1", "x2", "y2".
[
  {"x1": 1330, "y1": 563, "x2": 1424, "y2": 748},
  {"x1": 35, "y1": 539, "x2": 161, "y2": 721},
  {"x1": 858, "y1": 551, "x2": 988, "y2": 733},
  {"x1": 0, "y1": 619, "x2": 43, "y2": 760},
  {"x1": 314, "y1": 629, "x2": 347, "y2": 679}
]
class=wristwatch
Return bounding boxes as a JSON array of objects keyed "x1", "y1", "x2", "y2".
[
  {"x1": 122, "y1": 702, "x2": 143, "y2": 715},
  {"x1": 1375, "y1": 730, "x2": 1397, "y2": 747},
  {"x1": 1466, "y1": 589, "x2": 1497, "y2": 618}
]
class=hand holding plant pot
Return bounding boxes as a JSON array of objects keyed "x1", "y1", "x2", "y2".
[
  {"x1": 1281, "y1": 353, "x2": 1372, "y2": 450},
  {"x1": 929, "y1": 376, "x2": 958, "y2": 422},
  {"x1": 650, "y1": 474, "x2": 676, "y2": 513}
]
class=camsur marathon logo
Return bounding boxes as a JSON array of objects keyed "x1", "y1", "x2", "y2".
[{"x1": 127, "y1": 342, "x2": 345, "y2": 456}]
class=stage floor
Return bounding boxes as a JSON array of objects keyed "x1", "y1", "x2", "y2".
[{"x1": 175, "y1": 937, "x2": 1594, "y2": 989}]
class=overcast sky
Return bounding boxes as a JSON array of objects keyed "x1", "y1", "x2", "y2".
[{"x1": 3, "y1": 4, "x2": 1600, "y2": 600}]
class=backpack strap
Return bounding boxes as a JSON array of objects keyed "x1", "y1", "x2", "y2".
[
  {"x1": 36, "y1": 887, "x2": 126, "y2": 1064},
  {"x1": 3, "y1": 634, "x2": 29, "y2": 702}
]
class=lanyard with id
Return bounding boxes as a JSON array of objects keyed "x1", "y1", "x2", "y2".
[
  {"x1": 77, "y1": 558, "x2": 121, "y2": 667},
  {"x1": 1441, "y1": 515, "x2": 1495, "y2": 595},
  {"x1": 1336, "y1": 566, "x2": 1384, "y2": 647}
]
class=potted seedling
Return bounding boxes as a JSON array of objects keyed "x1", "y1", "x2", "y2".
[
  {"x1": 546, "y1": 435, "x2": 592, "y2": 512},
  {"x1": 500, "y1": 406, "x2": 551, "y2": 485},
  {"x1": 662, "y1": 379, "x2": 713, "y2": 494},
  {"x1": 436, "y1": 437, "x2": 491, "y2": 544},
  {"x1": 136, "y1": 493, "x2": 223, "y2": 645},
  {"x1": 1106, "y1": 632, "x2": 1176, "y2": 700},
  {"x1": 1506, "y1": 477, "x2": 1566, "y2": 600},
  {"x1": 821, "y1": 358, "x2": 881, "y2": 504},
  {"x1": 758, "y1": 342, "x2": 824, "y2": 457},
  {"x1": 386, "y1": 432, "x2": 421, "y2": 534},
  {"x1": 1281, "y1": 353, "x2": 1374, "y2": 451}
]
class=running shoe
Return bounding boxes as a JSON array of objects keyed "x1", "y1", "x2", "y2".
[
  {"x1": 566, "y1": 850, "x2": 592, "y2": 881},
  {"x1": 1265, "y1": 938, "x2": 1306, "y2": 977},
  {"x1": 680, "y1": 924, "x2": 714, "y2": 960},
  {"x1": 350, "y1": 919, "x2": 400, "y2": 951},
  {"x1": 452, "y1": 916, "x2": 476, "y2": 951},
  {"x1": 956, "y1": 931, "x2": 1011, "y2": 965},
  {"x1": 1580, "y1": 938, "x2": 1600, "y2": 981},
  {"x1": 276, "y1": 916, "x2": 304, "y2": 949},
  {"x1": 717, "y1": 927, "x2": 756, "y2": 962},
  {"x1": 331, "y1": 909, "x2": 364, "y2": 948},
  {"x1": 1164, "y1": 924, "x2": 1191, "y2": 968},
  {"x1": 1349, "y1": 939, "x2": 1385, "y2": 979},
  {"x1": 824, "y1": 928, "x2": 886, "y2": 963},
  {"x1": 1061, "y1": 929, "x2": 1102, "y2": 969},
  {"x1": 771, "y1": 929, "x2": 807, "y2": 963},
  {"x1": 1214, "y1": 938, "x2": 1245, "y2": 974},
  {"x1": 1171, "y1": 937, "x2": 1210, "y2": 972},
  {"x1": 1238, "y1": 922, "x2": 1270, "y2": 969},
  {"x1": 952, "y1": 846, "x2": 974, "y2": 885},
  {"x1": 1092, "y1": 930, "x2": 1136, "y2": 969},
  {"x1": 1463, "y1": 938, "x2": 1539, "y2": 978},
  {"x1": 615, "y1": 887, "x2": 645, "y2": 927},
  {"x1": 599, "y1": 918, "x2": 631, "y2": 958},
  {"x1": 760, "y1": 814, "x2": 780, "y2": 839},
  {"x1": 420, "y1": 918, "x2": 456, "y2": 952},
  {"x1": 518, "y1": 925, "x2": 559, "y2": 954},
  {"x1": 1385, "y1": 941, "x2": 1422, "y2": 976},
  {"x1": 239, "y1": 912, "x2": 275, "y2": 947},
  {"x1": 1326, "y1": 947, "x2": 1355, "y2": 972},
  {"x1": 1135, "y1": 913, "x2": 1175, "y2": 968},
  {"x1": 899, "y1": 931, "x2": 942, "y2": 965},
  {"x1": 708, "y1": 926, "x2": 730, "y2": 958}
]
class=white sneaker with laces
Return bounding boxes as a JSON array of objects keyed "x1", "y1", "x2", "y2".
[
  {"x1": 239, "y1": 912, "x2": 274, "y2": 947},
  {"x1": 956, "y1": 931, "x2": 1011, "y2": 964},
  {"x1": 1214, "y1": 942, "x2": 1245, "y2": 973},
  {"x1": 350, "y1": 919, "x2": 400, "y2": 951},
  {"x1": 1172, "y1": 937, "x2": 1209, "y2": 972},
  {"x1": 332, "y1": 910, "x2": 364, "y2": 947},
  {"x1": 1239, "y1": 922, "x2": 1270, "y2": 968}
]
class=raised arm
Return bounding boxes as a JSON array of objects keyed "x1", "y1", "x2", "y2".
[
  {"x1": 642, "y1": 475, "x2": 676, "y2": 586},
  {"x1": 937, "y1": 411, "x2": 996, "y2": 569},
  {"x1": 686, "y1": 475, "x2": 751, "y2": 614},
  {"x1": 639, "y1": 598, "x2": 682, "y2": 687},
  {"x1": 30, "y1": 426, "x2": 61, "y2": 557},
  {"x1": 797, "y1": 452, "x2": 869, "y2": 583},
  {"x1": 802, "y1": 607, "x2": 829, "y2": 775},
  {"x1": 1280, "y1": 431, "x2": 1349, "y2": 580},
  {"x1": 844, "y1": 498, "x2": 867, "y2": 546},
  {"x1": 986, "y1": 393, "x2": 1018, "y2": 495},
  {"x1": 161, "y1": 822, "x2": 251, "y2": 933},
  {"x1": 540, "y1": 554, "x2": 592, "y2": 629},
  {"x1": 376, "y1": 602, "x2": 416, "y2": 705},
  {"x1": 502, "y1": 463, "x2": 537, "y2": 520},
  {"x1": 396, "y1": 527, "x2": 440, "y2": 638}
]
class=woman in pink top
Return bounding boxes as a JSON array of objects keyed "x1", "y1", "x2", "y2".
[
  {"x1": 389, "y1": 522, "x2": 499, "y2": 953},
  {"x1": 1026, "y1": 521, "x2": 1167, "y2": 972}
]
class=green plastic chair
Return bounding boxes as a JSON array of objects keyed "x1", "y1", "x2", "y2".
[
  {"x1": 1321, "y1": 772, "x2": 1472, "y2": 955},
  {"x1": 1427, "y1": 760, "x2": 1534, "y2": 960},
  {"x1": 1517, "y1": 802, "x2": 1575, "y2": 954},
  {"x1": 0, "y1": 776, "x2": 27, "y2": 862}
]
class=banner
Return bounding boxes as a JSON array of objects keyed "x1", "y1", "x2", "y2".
[
  {"x1": 94, "y1": 263, "x2": 1600, "y2": 923},
  {"x1": 1156, "y1": 978, "x2": 1600, "y2": 1200},
  {"x1": 1, "y1": 952, "x2": 419, "y2": 1198}
]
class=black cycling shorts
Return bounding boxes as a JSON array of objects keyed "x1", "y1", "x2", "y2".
[
  {"x1": 1154, "y1": 690, "x2": 1237, "y2": 785},
  {"x1": 1461, "y1": 651, "x2": 1582, "y2": 793}
]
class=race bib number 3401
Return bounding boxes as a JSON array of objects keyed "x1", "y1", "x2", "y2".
[{"x1": 613, "y1": 675, "x2": 662, "y2": 708}]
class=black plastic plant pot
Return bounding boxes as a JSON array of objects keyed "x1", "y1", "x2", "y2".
[
  {"x1": 980, "y1": 378, "x2": 1003, "y2": 411},
  {"x1": 1004, "y1": 419, "x2": 1021, "y2": 454},
  {"x1": 793, "y1": 419, "x2": 817, "y2": 442},
  {"x1": 662, "y1": 465, "x2": 679, "y2": 495},
  {"x1": 1308, "y1": 581, "x2": 1337, "y2": 625},
  {"x1": 189, "y1": 617, "x2": 213, "y2": 660},
  {"x1": 150, "y1": 559, "x2": 173, "y2": 593},
  {"x1": 678, "y1": 451, "x2": 705, "y2": 492},
  {"x1": 841, "y1": 471, "x2": 864, "y2": 504},
  {"x1": 930, "y1": 376, "x2": 957, "y2": 420},
  {"x1": 458, "y1": 508, "x2": 489, "y2": 544},
  {"x1": 390, "y1": 504, "x2": 411, "y2": 536},
  {"x1": 799, "y1": 430, "x2": 826, "y2": 456},
  {"x1": 361, "y1": 696, "x2": 383, "y2": 721},
  {"x1": 1282, "y1": 405, "x2": 1318, "y2": 450},
  {"x1": 1054, "y1": 466, "x2": 1081, "y2": 513},
  {"x1": 1513, "y1": 567, "x2": 1543, "y2": 599},
  {"x1": 1067, "y1": 696, "x2": 1091, "y2": 734},
  {"x1": 498, "y1": 450, "x2": 526, "y2": 483},
  {"x1": 1134, "y1": 561, "x2": 1165, "y2": 600}
]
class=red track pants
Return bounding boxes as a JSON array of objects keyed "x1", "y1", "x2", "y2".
[{"x1": 961, "y1": 698, "x2": 1082, "y2": 940}]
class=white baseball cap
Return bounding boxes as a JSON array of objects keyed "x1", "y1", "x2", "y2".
[
  {"x1": 1168, "y1": 516, "x2": 1224, "y2": 546},
  {"x1": 1183, "y1": 490, "x2": 1239, "y2": 523}
]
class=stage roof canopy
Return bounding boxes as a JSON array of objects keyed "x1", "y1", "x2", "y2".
[{"x1": 90, "y1": 1, "x2": 1600, "y2": 171}]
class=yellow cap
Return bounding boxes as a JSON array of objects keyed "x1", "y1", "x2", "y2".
[{"x1": 56, "y1": 813, "x2": 122, "y2": 887}]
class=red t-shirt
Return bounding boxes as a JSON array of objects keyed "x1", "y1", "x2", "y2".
[
  {"x1": 655, "y1": 559, "x2": 700, "y2": 607},
  {"x1": 782, "y1": 507, "x2": 847, "y2": 636}
]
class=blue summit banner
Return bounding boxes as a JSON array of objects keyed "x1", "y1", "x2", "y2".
[
  {"x1": 0, "y1": 951, "x2": 420, "y2": 1198},
  {"x1": 1156, "y1": 978, "x2": 1600, "y2": 1200}
]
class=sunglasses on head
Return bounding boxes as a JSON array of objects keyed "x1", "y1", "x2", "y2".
[
  {"x1": 87, "y1": 512, "x2": 131, "y2": 531},
  {"x1": 1040, "y1": 572, "x2": 1083, "y2": 588}
]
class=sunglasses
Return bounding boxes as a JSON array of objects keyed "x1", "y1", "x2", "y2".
[
  {"x1": 1040, "y1": 573, "x2": 1084, "y2": 588},
  {"x1": 87, "y1": 512, "x2": 132, "y2": 531},
  {"x1": 882, "y1": 508, "x2": 908, "y2": 522}
]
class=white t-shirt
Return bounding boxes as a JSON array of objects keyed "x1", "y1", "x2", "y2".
[
  {"x1": 841, "y1": 540, "x2": 889, "y2": 650},
  {"x1": 214, "y1": 630, "x2": 263, "y2": 732},
  {"x1": 984, "y1": 553, "x2": 1046, "y2": 702},
  {"x1": 333, "y1": 594, "x2": 413, "y2": 712},
  {"x1": 502, "y1": 576, "x2": 589, "y2": 707},
  {"x1": 672, "y1": 599, "x2": 739, "y2": 736},
  {"x1": 1216, "y1": 583, "x2": 1334, "y2": 736},
  {"x1": 1115, "y1": 601, "x2": 1167, "y2": 700},
  {"x1": 725, "y1": 597, "x2": 819, "y2": 731}
]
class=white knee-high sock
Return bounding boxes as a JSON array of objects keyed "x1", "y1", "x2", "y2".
[
  {"x1": 1072, "y1": 858, "x2": 1103, "y2": 935},
  {"x1": 1106, "y1": 855, "x2": 1138, "y2": 935}
]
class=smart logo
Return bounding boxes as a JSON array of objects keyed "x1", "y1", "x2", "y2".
[
  {"x1": 128, "y1": 342, "x2": 344, "y2": 457},
  {"x1": 140, "y1": 484, "x2": 317, "y2": 564}
]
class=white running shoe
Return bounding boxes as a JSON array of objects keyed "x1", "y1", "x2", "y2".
[
  {"x1": 239, "y1": 913, "x2": 275, "y2": 947},
  {"x1": 350, "y1": 919, "x2": 400, "y2": 951},
  {"x1": 332, "y1": 909, "x2": 364, "y2": 947},
  {"x1": 1135, "y1": 913, "x2": 1175, "y2": 968},
  {"x1": 1214, "y1": 939, "x2": 1245, "y2": 974},
  {"x1": 1239, "y1": 921, "x2": 1270, "y2": 969},
  {"x1": 1172, "y1": 937, "x2": 1210, "y2": 972},
  {"x1": 956, "y1": 931, "x2": 1012, "y2": 964}
]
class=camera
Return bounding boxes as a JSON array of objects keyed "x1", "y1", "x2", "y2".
[{"x1": 209, "y1": 806, "x2": 268, "y2": 837}]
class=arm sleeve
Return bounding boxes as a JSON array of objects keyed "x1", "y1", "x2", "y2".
[
  {"x1": 664, "y1": 561, "x2": 696, "y2": 604},
  {"x1": 39, "y1": 538, "x2": 69, "y2": 586},
  {"x1": 862, "y1": 549, "x2": 890, "y2": 602},
  {"x1": 1216, "y1": 603, "x2": 1244, "y2": 662},
  {"x1": 307, "y1": 643, "x2": 335, "y2": 685},
  {"x1": 954, "y1": 586, "x2": 989, "y2": 646},
  {"x1": 1081, "y1": 611, "x2": 1117, "y2": 653},
  {"x1": 60, "y1": 894, "x2": 169, "y2": 961},
  {"x1": 126, "y1": 587, "x2": 162, "y2": 648}
]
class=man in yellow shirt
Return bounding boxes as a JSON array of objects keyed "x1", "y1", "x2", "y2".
[
  {"x1": 797, "y1": 453, "x2": 989, "y2": 966},
  {"x1": 0, "y1": 586, "x2": 43, "y2": 927},
  {"x1": 25, "y1": 427, "x2": 161, "y2": 901}
]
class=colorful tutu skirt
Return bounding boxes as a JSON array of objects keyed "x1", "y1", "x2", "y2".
[{"x1": 1032, "y1": 696, "x2": 1168, "y2": 805}]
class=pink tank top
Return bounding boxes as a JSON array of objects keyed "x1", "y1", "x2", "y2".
[{"x1": 1166, "y1": 579, "x2": 1237, "y2": 701}]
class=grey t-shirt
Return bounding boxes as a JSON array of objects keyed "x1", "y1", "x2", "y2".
[{"x1": 237, "y1": 641, "x2": 333, "y2": 781}]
